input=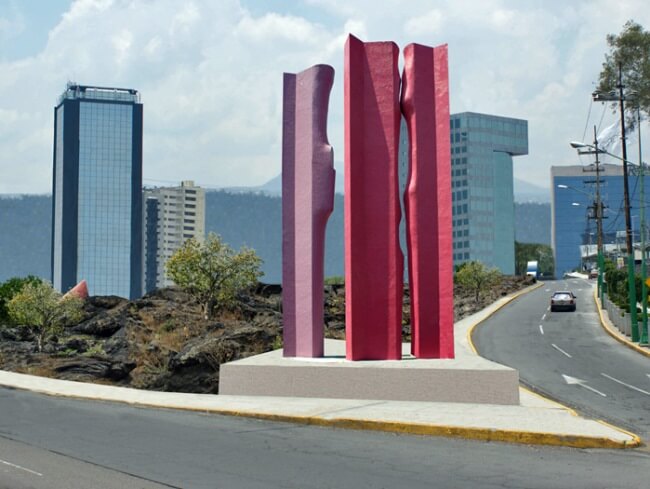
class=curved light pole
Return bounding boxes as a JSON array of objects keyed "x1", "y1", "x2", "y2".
[{"x1": 566, "y1": 131, "x2": 605, "y2": 303}]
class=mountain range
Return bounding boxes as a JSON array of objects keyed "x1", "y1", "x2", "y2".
[
  {"x1": 224, "y1": 173, "x2": 550, "y2": 204},
  {"x1": 0, "y1": 190, "x2": 550, "y2": 285}
]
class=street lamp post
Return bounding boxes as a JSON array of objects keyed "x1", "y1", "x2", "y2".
[
  {"x1": 638, "y1": 107, "x2": 648, "y2": 344},
  {"x1": 567, "y1": 128, "x2": 605, "y2": 302},
  {"x1": 592, "y1": 76, "x2": 641, "y2": 342}
]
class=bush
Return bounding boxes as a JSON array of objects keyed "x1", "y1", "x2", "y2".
[
  {"x1": 455, "y1": 261, "x2": 502, "y2": 304},
  {"x1": 0, "y1": 275, "x2": 42, "y2": 325},
  {"x1": 8, "y1": 281, "x2": 84, "y2": 351},
  {"x1": 166, "y1": 233, "x2": 263, "y2": 319}
]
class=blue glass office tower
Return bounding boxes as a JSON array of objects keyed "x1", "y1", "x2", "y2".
[
  {"x1": 51, "y1": 84, "x2": 143, "y2": 299},
  {"x1": 448, "y1": 113, "x2": 528, "y2": 274},
  {"x1": 551, "y1": 164, "x2": 647, "y2": 277},
  {"x1": 399, "y1": 112, "x2": 528, "y2": 275}
]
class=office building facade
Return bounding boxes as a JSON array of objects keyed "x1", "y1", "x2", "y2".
[
  {"x1": 51, "y1": 83, "x2": 143, "y2": 299},
  {"x1": 143, "y1": 181, "x2": 206, "y2": 292},
  {"x1": 551, "y1": 164, "x2": 648, "y2": 277},
  {"x1": 399, "y1": 111, "x2": 528, "y2": 275}
]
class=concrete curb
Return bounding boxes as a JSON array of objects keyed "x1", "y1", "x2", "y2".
[
  {"x1": 205, "y1": 411, "x2": 641, "y2": 449},
  {"x1": 0, "y1": 370, "x2": 639, "y2": 450},
  {"x1": 466, "y1": 281, "x2": 545, "y2": 355},
  {"x1": 593, "y1": 288, "x2": 650, "y2": 358}
]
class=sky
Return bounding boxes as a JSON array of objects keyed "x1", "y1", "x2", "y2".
[{"x1": 1, "y1": 0, "x2": 649, "y2": 194}]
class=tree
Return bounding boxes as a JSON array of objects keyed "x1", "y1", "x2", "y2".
[
  {"x1": 455, "y1": 261, "x2": 502, "y2": 304},
  {"x1": 7, "y1": 281, "x2": 84, "y2": 351},
  {"x1": 166, "y1": 233, "x2": 263, "y2": 319},
  {"x1": 0, "y1": 275, "x2": 42, "y2": 325},
  {"x1": 597, "y1": 20, "x2": 650, "y2": 127}
]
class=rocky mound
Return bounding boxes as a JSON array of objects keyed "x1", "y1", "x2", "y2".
[{"x1": 0, "y1": 276, "x2": 534, "y2": 393}]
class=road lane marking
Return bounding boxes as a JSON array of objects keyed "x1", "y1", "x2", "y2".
[
  {"x1": 547, "y1": 306, "x2": 550, "y2": 311},
  {"x1": 0, "y1": 458, "x2": 43, "y2": 477},
  {"x1": 541, "y1": 313, "x2": 546, "y2": 320},
  {"x1": 545, "y1": 288, "x2": 550, "y2": 292},
  {"x1": 601, "y1": 373, "x2": 650, "y2": 396},
  {"x1": 552, "y1": 344, "x2": 572, "y2": 358},
  {"x1": 539, "y1": 325, "x2": 544, "y2": 335},
  {"x1": 562, "y1": 374, "x2": 607, "y2": 397}
]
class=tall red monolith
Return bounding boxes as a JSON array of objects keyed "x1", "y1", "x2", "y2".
[
  {"x1": 344, "y1": 35, "x2": 403, "y2": 360},
  {"x1": 401, "y1": 43, "x2": 454, "y2": 358},
  {"x1": 282, "y1": 65, "x2": 336, "y2": 357}
]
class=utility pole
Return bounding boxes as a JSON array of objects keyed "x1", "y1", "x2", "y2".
[
  {"x1": 617, "y1": 62, "x2": 639, "y2": 341},
  {"x1": 593, "y1": 126, "x2": 605, "y2": 302}
]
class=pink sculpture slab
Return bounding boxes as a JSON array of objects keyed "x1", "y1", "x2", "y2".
[
  {"x1": 401, "y1": 43, "x2": 454, "y2": 358},
  {"x1": 282, "y1": 65, "x2": 335, "y2": 357},
  {"x1": 64, "y1": 279, "x2": 89, "y2": 300},
  {"x1": 344, "y1": 35, "x2": 403, "y2": 361}
]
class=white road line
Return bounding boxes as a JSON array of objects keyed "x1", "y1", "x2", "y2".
[
  {"x1": 0, "y1": 459, "x2": 43, "y2": 477},
  {"x1": 601, "y1": 373, "x2": 650, "y2": 396},
  {"x1": 545, "y1": 288, "x2": 550, "y2": 292},
  {"x1": 541, "y1": 314, "x2": 546, "y2": 320},
  {"x1": 547, "y1": 306, "x2": 550, "y2": 311},
  {"x1": 552, "y1": 343, "x2": 572, "y2": 358},
  {"x1": 539, "y1": 325, "x2": 544, "y2": 335}
]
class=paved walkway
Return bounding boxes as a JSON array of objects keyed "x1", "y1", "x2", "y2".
[{"x1": 0, "y1": 283, "x2": 641, "y2": 449}]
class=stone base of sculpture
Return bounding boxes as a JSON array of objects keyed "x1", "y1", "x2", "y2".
[{"x1": 219, "y1": 339, "x2": 519, "y2": 405}]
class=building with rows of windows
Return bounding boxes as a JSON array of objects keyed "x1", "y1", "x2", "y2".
[
  {"x1": 51, "y1": 83, "x2": 143, "y2": 299},
  {"x1": 550, "y1": 163, "x2": 650, "y2": 277},
  {"x1": 143, "y1": 181, "x2": 206, "y2": 293}
]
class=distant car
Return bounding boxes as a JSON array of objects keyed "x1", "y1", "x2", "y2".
[
  {"x1": 589, "y1": 269, "x2": 598, "y2": 279},
  {"x1": 550, "y1": 291, "x2": 577, "y2": 312}
]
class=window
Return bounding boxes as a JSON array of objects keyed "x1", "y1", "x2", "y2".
[
  {"x1": 186, "y1": 204, "x2": 196, "y2": 209},
  {"x1": 185, "y1": 196, "x2": 196, "y2": 202}
]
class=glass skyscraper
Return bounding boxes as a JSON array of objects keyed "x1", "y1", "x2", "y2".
[
  {"x1": 51, "y1": 83, "x2": 143, "y2": 299},
  {"x1": 551, "y1": 163, "x2": 648, "y2": 277},
  {"x1": 399, "y1": 111, "x2": 528, "y2": 275}
]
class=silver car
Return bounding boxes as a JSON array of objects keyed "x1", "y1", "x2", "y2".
[{"x1": 550, "y1": 291, "x2": 577, "y2": 312}]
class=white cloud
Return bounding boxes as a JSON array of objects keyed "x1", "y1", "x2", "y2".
[
  {"x1": 404, "y1": 9, "x2": 444, "y2": 36},
  {"x1": 1, "y1": 0, "x2": 650, "y2": 194},
  {"x1": 236, "y1": 12, "x2": 324, "y2": 43}
]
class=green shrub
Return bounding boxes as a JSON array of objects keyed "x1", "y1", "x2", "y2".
[{"x1": 0, "y1": 276, "x2": 42, "y2": 325}]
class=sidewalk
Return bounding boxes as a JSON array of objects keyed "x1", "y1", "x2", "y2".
[
  {"x1": 594, "y1": 288, "x2": 650, "y2": 358},
  {"x1": 0, "y1": 283, "x2": 641, "y2": 449}
]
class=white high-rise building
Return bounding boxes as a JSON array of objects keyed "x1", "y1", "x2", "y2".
[{"x1": 143, "y1": 181, "x2": 206, "y2": 292}]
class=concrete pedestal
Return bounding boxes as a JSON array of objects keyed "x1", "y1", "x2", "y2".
[{"x1": 219, "y1": 339, "x2": 519, "y2": 405}]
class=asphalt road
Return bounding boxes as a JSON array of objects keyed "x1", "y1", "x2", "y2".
[
  {"x1": 1, "y1": 386, "x2": 650, "y2": 489},
  {"x1": 474, "y1": 277, "x2": 650, "y2": 439}
]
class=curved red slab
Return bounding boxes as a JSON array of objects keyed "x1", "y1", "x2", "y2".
[
  {"x1": 401, "y1": 43, "x2": 454, "y2": 358},
  {"x1": 282, "y1": 65, "x2": 335, "y2": 358}
]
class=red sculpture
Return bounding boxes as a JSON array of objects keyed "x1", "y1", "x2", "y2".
[
  {"x1": 344, "y1": 35, "x2": 404, "y2": 360},
  {"x1": 64, "y1": 279, "x2": 89, "y2": 300},
  {"x1": 281, "y1": 36, "x2": 455, "y2": 362},
  {"x1": 282, "y1": 65, "x2": 336, "y2": 357},
  {"x1": 401, "y1": 43, "x2": 455, "y2": 358}
]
